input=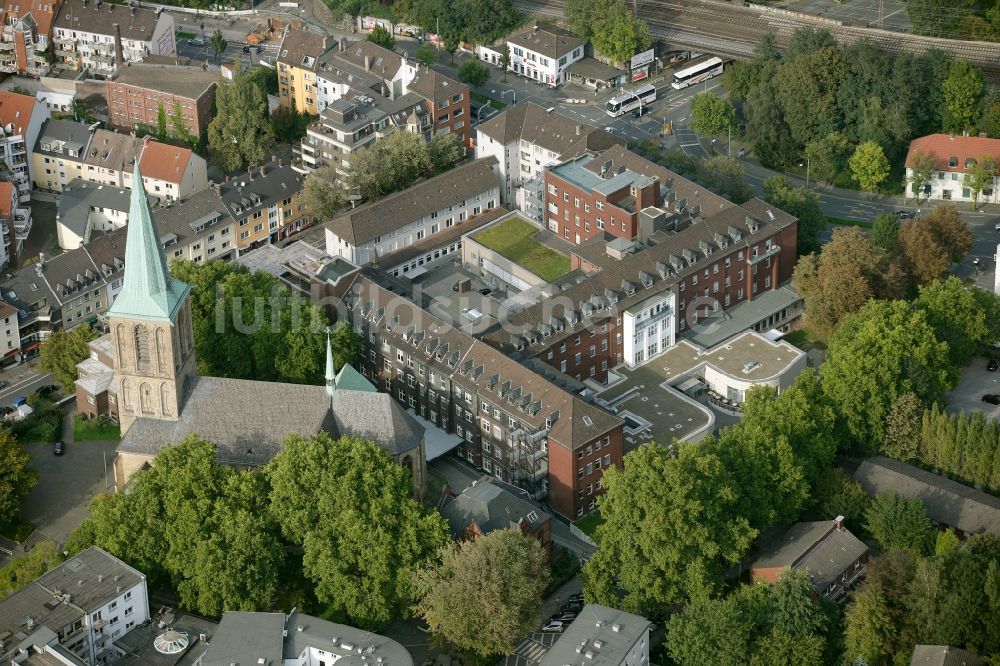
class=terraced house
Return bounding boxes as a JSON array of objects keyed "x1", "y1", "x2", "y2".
[{"x1": 216, "y1": 162, "x2": 310, "y2": 254}]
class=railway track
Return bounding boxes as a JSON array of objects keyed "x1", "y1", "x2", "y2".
[{"x1": 516, "y1": 0, "x2": 1000, "y2": 74}]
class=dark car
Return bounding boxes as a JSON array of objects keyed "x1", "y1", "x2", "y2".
[
  {"x1": 632, "y1": 106, "x2": 649, "y2": 118},
  {"x1": 0, "y1": 380, "x2": 7, "y2": 390},
  {"x1": 560, "y1": 601, "x2": 583, "y2": 613},
  {"x1": 36, "y1": 384, "x2": 59, "y2": 397},
  {"x1": 54, "y1": 440, "x2": 65, "y2": 455},
  {"x1": 989, "y1": 358, "x2": 1000, "y2": 372},
  {"x1": 242, "y1": 44, "x2": 261, "y2": 54},
  {"x1": 895, "y1": 210, "x2": 914, "y2": 219},
  {"x1": 552, "y1": 612, "x2": 578, "y2": 623},
  {"x1": 983, "y1": 394, "x2": 1000, "y2": 405}
]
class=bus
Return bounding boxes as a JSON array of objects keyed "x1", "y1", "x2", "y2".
[
  {"x1": 670, "y1": 56, "x2": 725, "y2": 90},
  {"x1": 606, "y1": 83, "x2": 657, "y2": 117}
]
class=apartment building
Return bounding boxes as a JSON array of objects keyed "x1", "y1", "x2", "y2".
[
  {"x1": 106, "y1": 64, "x2": 218, "y2": 137},
  {"x1": 82, "y1": 128, "x2": 139, "y2": 186},
  {"x1": 475, "y1": 102, "x2": 621, "y2": 211},
  {"x1": 0, "y1": 0, "x2": 63, "y2": 76},
  {"x1": 539, "y1": 605, "x2": 650, "y2": 666},
  {"x1": 299, "y1": 98, "x2": 387, "y2": 173},
  {"x1": 137, "y1": 141, "x2": 207, "y2": 201},
  {"x1": 317, "y1": 38, "x2": 414, "y2": 108},
  {"x1": 52, "y1": 0, "x2": 176, "y2": 75},
  {"x1": 905, "y1": 134, "x2": 1000, "y2": 203},
  {"x1": 216, "y1": 162, "x2": 310, "y2": 253},
  {"x1": 407, "y1": 68, "x2": 471, "y2": 147},
  {"x1": 276, "y1": 26, "x2": 328, "y2": 115},
  {"x1": 0, "y1": 179, "x2": 30, "y2": 266},
  {"x1": 0, "y1": 299, "x2": 20, "y2": 365},
  {"x1": 0, "y1": 90, "x2": 50, "y2": 200},
  {"x1": 340, "y1": 268, "x2": 623, "y2": 519},
  {"x1": 0, "y1": 546, "x2": 150, "y2": 665},
  {"x1": 478, "y1": 24, "x2": 585, "y2": 86},
  {"x1": 158, "y1": 186, "x2": 238, "y2": 263},
  {"x1": 56, "y1": 178, "x2": 128, "y2": 249},
  {"x1": 32, "y1": 118, "x2": 93, "y2": 191},
  {"x1": 324, "y1": 157, "x2": 500, "y2": 265}
]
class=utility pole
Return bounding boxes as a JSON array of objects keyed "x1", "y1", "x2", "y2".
[{"x1": 878, "y1": 0, "x2": 884, "y2": 29}]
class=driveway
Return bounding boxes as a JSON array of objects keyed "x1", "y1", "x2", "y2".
[
  {"x1": 20, "y1": 420, "x2": 117, "y2": 547},
  {"x1": 946, "y1": 356, "x2": 1000, "y2": 418}
]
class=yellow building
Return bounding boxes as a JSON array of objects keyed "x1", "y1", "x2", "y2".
[
  {"x1": 32, "y1": 118, "x2": 90, "y2": 191},
  {"x1": 276, "y1": 27, "x2": 327, "y2": 115}
]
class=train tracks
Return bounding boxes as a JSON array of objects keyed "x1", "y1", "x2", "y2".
[{"x1": 516, "y1": 0, "x2": 1000, "y2": 74}]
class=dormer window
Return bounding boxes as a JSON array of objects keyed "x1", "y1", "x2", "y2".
[
  {"x1": 965, "y1": 157, "x2": 977, "y2": 169},
  {"x1": 949, "y1": 156, "x2": 958, "y2": 168}
]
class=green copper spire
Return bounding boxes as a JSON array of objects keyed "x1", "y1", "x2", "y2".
[
  {"x1": 325, "y1": 328, "x2": 336, "y2": 396},
  {"x1": 335, "y1": 363, "x2": 376, "y2": 392},
  {"x1": 107, "y1": 163, "x2": 190, "y2": 322}
]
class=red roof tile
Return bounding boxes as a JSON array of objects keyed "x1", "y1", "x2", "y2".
[
  {"x1": 906, "y1": 134, "x2": 1000, "y2": 174},
  {"x1": 138, "y1": 141, "x2": 192, "y2": 185},
  {"x1": 0, "y1": 91, "x2": 38, "y2": 136}
]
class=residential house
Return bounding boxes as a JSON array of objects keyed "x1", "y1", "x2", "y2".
[
  {"x1": 910, "y1": 646, "x2": 985, "y2": 666},
  {"x1": 474, "y1": 102, "x2": 621, "y2": 211},
  {"x1": 407, "y1": 67, "x2": 471, "y2": 147},
  {"x1": 905, "y1": 134, "x2": 1000, "y2": 204},
  {"x1": 52, "y1": 0, "x2": 176, "y2": 75},
  {"x1": 537, "y1": 605, "x2": 649, "y2": 666},
  {"x1": 0, "y1": 89, "x2": 50, "y2": 200},
  {"x1": 442, "y1": 477, "x2": 552, "y2": 560},
  {"x1": 751, "y1": 517, "x2": 868, "y2": 600},
  {"x1": 0, "y1": 299, "x2": 21, "y2": 366},
  {"x1": 299, "y1": 98, "x2": 388, "y2": 174},
  {"x1": 33, "y1": 243, "x2": 108, "y2": 329},
  {"x1": 340, "y1": 268, "x2": 624, "y2": 519},
  {"x1": 275, "y1": 26, "x2": 328, "y2": 115},
  {"x1": 106, "y1": 64, "x2": 218, "y2": 137},
  {"x1": 216, "y1": 162, "x2": 310, "y2": 254},
  {"x1": 82, "y1": 128, "x2": 140, "y2": 187},
  {"x1": 75, "y1": 333, "x2": 115, "y2": 420},
  {"x1": 32, "y1": 118, "x2": 94, "y2": 191},
  {"x1": 477, "y1": 24, "x2": 585, "y2": 87},
  {"x1": 0, "y1": 179, "x2": 30, "y2": 266},
  {"x1": 55, "y1": 178, "x2": 129, "y2": 249},
  {"x1": 137, "y1": 141, "x2": 207, "y2": 201},
  {"x1": 0, "y1": 260, "x2": 61, "y2": 357},
  {"x1": 0, "y1": 0, "x2": 63, "y2": 76},
  {"x1": 194, "y1": 609, "x2": 412, "y2": 666},
  {"x1": 0, "y1": 546, "x2": 150, "y2": 665},
  {"x1": 156, "y1": 186, "x2": 237, "y2": 264},
  {"x1": 324, "y1": 157, "x2": 500, "y2": 265},
  {"x1": 854, "y1": 455, "x2": 1000, "y2": 537}
]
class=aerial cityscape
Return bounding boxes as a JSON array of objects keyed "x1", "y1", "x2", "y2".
[{"x1": 0, "y1": 0, "x2": 998, "y2": 663}]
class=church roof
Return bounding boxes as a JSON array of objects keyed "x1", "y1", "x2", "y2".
[
  {"x1": 335, "y1": 363, "x2": 375, "y2": 392},
  {"x1": 107, "y1": 163, "x2": 190, "y2": 322},
  {"x1": 330, "y1": 390, "x2": 423, "y2": 456}
]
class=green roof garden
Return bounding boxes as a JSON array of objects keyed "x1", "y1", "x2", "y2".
[{"x1": 472, "y1": 217, "x2": 570, "y2": 282}]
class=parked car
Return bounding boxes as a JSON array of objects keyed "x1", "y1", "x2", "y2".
[
  {"x1": 0, "y1": 380, "x2": 7, "y2": 390},
  {"x1": 242, "y1": 44, "x2": 261, "y2": 54},
  {"x1": 53, "y1": 440, "x2": 65, "y2": 455},
  {"x1": 560, "y1": 601, "x2": 583, "y2": 613},
  {"x1": 989, "y1": 358, "x2": 999, "y2": 372},
  {"x1": 895, "y1": 210, "x2": 914, "y2": 219},
  {"x1": 982, "y1": 394, "x2": 1000, "y2": 405},
  {"x1": 541, "y1": 620, "x2": 566, "y2": 633},
  {"x1": 188, "y1": 38, "x2": 206, "y2": 46},
  {"x1": 632, "y1": 106, "x2": 650, "y2": 118},
  {"x1": 36, "y1": 384, "x2": 59, "y2": 397},
  {"x1": 995, "y1": 221, "x2": 1000, "y2": 231},
  {"x1": 552, "y1": 612, "x2": 578, "y2": 623},
  {"x1": 11, "y1": 396, "x2": 27, "y2": 408}
]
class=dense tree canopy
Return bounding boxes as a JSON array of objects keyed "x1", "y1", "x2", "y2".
[
  {"x1": 913, "y1": 277, "x2": 991, "y2": 367},
  {"x1": 207, "y1": 71, "x2": 275, "y2": 171},
  {"x1": 301, "y1": 165, "x2": 347, "y2": 220},
  {"x1": 567, "y1": 0, "x2": 650, "y2": 65},
  {"x1": 414, "y1": 530, "x2": 548, "y2": 657},
  {"x1": 347, "y1": 132, "x2": 464, "y2": 201},
  {"x1": 0, "y1": 541, "x2": 61, "y2": 598},
  {"x1": 864, "y1": 492, "x2": 936, "y2": 556},
  {"x1": 0, "y1": 429, "x2": 35, "y2": 530},
  {"x1": 761, "y1": 176, "x2": 825, "y2": 256},
  {"x1": 690, "y1": 92, "x2": 736, "y2": 137},
  {"x1": 39, "y1": 325, "x2": 97, "y2": 394},
  {"x1": 401, "y1": 0, "x2": 520, "y2": 45}
]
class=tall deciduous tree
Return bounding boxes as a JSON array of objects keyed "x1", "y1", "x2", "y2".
[
  {"x1": 906, "y1": 149, "x2": 937, "y2": 198},
  {"x1": 582, "y1": 442, "x2": 756, "y2": 615},
  {"x1": 0, "y1": 430, "x2": 35, "y2": 529},
  {"x1": 922, "y1": 205, "x2": 973, "y2": 261},
  {"x1": 942, "y1": 59, "x2": 984, "y2": 133},
  {"x1": 0, "y1": 540, "x2": 61, "y2": 598},
  {"x1": 210, "y1": 29, "x2": 227, "y2": 65},
  {"x1": 328, "y1": 321, "x2": 362, "y2": 373},
  {"x1": 414, "y1": 530, "x2": 548, "y2": 657},
  {"x1": 427, "y1": 132, "x2": 465, "y2": 172},
  {"x1": 348, "y1": 131, "x2": 433, "y2": 200},
  {"x1": 207, "y1": 71, "x2": 275, "y2": 171},
  {"x1": 871, "y1": 213, "x2": 900, "y2": 252},
  {"x1": 415, "y1": 43, "x2": 436, "y2": 68},
  {"x1": 301, "y1": 166, "x2": 346, "y2": 220},
  {"x1": 761, "y1": 176, "x2": 825, "y2": 256},
  {"x1": 267, "y1": 433, "x2": 449, "y2": 629},
  {"x1": 690, "y1": 92, "x2": 736, "y2": 138},
  {"x1": 156, "y1": 102, "x2": 168, "y2": 142},
  {"x1": 590, "y1": 0, "x2": 651, "y2": 67},
  {"x1": 803, "y1": 131, "x2": 851, "y2": 184},
  {"x1": 898, "y1": 220, "x2": 950, "y2": 286},
  {"x1": 913, "y1": 276, "x2": 990, "y2": 367},
  {"x1": 458, "y1": 58, "x2": 490, "y2": 87},
  {"x1": 964, "y1": 154, "x2": 997, "y2": 208},
  {"x1": 39, "y1": 324, "x2": 97, "y2": 394},
  {"x1": 849, "y1": 140, "x2": 891, "y2": 192},
  {"x1": 865, "y1": 491, "x2": 936, "y2": 555}
]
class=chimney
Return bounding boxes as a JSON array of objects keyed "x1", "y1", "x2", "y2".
[
  {"x1": 834, "y1": 515, "x2": 845, "y2": 531},
  {"x1": 364, "y1": 55, "x2": 370, "y2": 70},
  {"x1": 113, "y1": 22, "x2": 123, "y2": 69}
]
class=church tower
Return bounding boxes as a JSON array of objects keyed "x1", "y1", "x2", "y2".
[{"x1": 109, "y1": 163, "x2": 197, "y2": 434}]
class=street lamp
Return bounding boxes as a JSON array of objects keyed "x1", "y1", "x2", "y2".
[
  {"x1": 798, "y1": 157, "x2": 810, "y2": 188},
  {"x1": 499, "y1": 89, "x2": 515, "y2": 107}
]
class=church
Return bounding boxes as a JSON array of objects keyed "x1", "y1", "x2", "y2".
[{"x1": 74, "y1": 165, "x2": 428, "y2": 495}]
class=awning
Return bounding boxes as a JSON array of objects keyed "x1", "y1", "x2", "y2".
[
  {"x1": 676, "y1": 376, "x2": 705, "y2": 396},
  {"x1": 408, "y1": 411, "x2": 462, "y2": 461}
]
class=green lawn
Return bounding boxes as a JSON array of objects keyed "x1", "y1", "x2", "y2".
[
  {"x1": 72, "y1": 415, "x2": 120, "y2": 442},
  {"x1": 175, "y1": 30, "x2": 197, "y2": 39},
  {"x1": 573, "y1": 511, "x2": 603, "y2": 538},
  {"x1": 826, "y1": 215, "x2": 873, "y2": 229},
  {"x1": 474, "y1": 218, "x2": 570, "y2": 282},
  {"x1": 471, "y1": 91, "x2": 506, "y2": 111},
  {"x1": 783, "y1": 327, "x2": 827, "y2": 351}
]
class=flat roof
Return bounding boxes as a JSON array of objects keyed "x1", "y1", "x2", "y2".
[
  {"x1": 682, "y1": 285, "x2": 801, "y2": 348},
  {"x1": 661, "y1": 331, "x2": 805, "y2": 384},
  {"x1": 538, "y1": 604, "x2": 648, "y2": 666}
]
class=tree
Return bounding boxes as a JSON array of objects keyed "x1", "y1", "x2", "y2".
[
  {"x1": 701, "y1": 156, "x2": 753, "y2": 204},
  {"x1": 907, "y1": 0, "x2": 973, "y2": 37},
  {"x1": 964, "y1": 154, "x2": 997, "y2": 208},
  {"x1": 347, "y1": 132, "x2": 433, "y2": 200},
  {"x1": 922, "y1": 205, "x2": 973, "y2": 261},
  {"x1": 0, "y1": 430, "x2": 35, "y2": 529},
  {"x1": 806, "y1": 468, "x2": 871, "y2": 532},
  {"x1": 267, "y1": 433, "x2": 449, "y2": 629},
  {"x1": 898, "y1": 220, "x2": 951, "y2": 287},
  {"x1": 907, "y1": 149, "x2": 937, "y2": 199},
  {"x1": 843, "y1": 584, "x2": 898, "y2": 665},
  {"x1": 849, "y1": 140, "x2": 891, "y2": 192},
  {"x1": 443, "y1": 33, "x2": 460, "y2": 65},
  {"x1": 271, "y1": 105, "x2": 313, "y2": 144},
  {"x1": 427, "y1": 133, "x2": 465, "y2": 172},
  {"x1": 39, "y1": 324, "x2": 97, "y2": 394},
  {"x1": 0, "y1": 541, "x2": 61, "y2": 598},
  {"x1": 498, "y1": 44, "x2": 511, "y2": 82},
  {"x1": 207, "y1": 71, "x2": 275, "y2": 172},
  {"x1": 872, "y1": 213, "x2": 900, "y2": 252},
  {"x1": 935, "y1": 528, "x2": 960, "y2": 556},
  {"x1": 415, "y1": 43, "x2": 436, "y2": 68},
  {"x1": 458, "y1": 58, "x2": 490, "y2": 87},
  {"x1": 156, "y1": 102, "x2": 168, "y2": 142},
  {"x1": 981, "y1": 102, "x2": 1000, "y2": 138},
  {"x1": 865, "y1": 491, "x2": 936, "y2": 555},
  {"x1": 414, "y1": 530, "x2": 548, "y2": 657},
  {"x1": 942, "y1": 59, "x2": 984, "y2": 133},
  {"x1": 690, "y1": 92, "x2": 736, "y2": 138},
  {"x1": 882, "y1": 392, "x2": 923, "y2": 461},
  {"x1": 169, "y1": 101, "x2": 197, "y2": 148},
  {"x1": 761, "y1": 176, "x2": 825, "y2": 256},
  {"x1": 367, "y1": 24, "x2": 396, "y2": 50},
  {"x1": 913, "y1": 276, "x2": 990, "y2": 367},
  {"x1": 566, "y1": 0, "x2": 613, "y2": 41},
  {"x1": 210, "y1": 29, "x2": 227, "y2": 66},
  {"x1": 328, "y1": 321, "x2": 362, "y2": 373},
  {"x1": 774, "y1": 47, "x2": 848, "y2": 147},
  {"x1": 803, "y1": 131, "x2": 851, "y2": 184},
  {"x1": 71, "y1": 99, "x2": 96, "y2": 124},
  {"x1": 821, "y1": 299, "x2": 952, "y2": 453},
  {"x1": 590, "y1": 0, "x2": 651, "y2": 67},
  {"x1": 583, "y1": 443, "x2": 756, "y2": 616},
  {"x1": 301, "y1": 166, "x2": 346, "y2": 220}
]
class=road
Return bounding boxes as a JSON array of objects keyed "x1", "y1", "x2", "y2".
[{"x1": 0, "y1": 369, "x2": 54, "y2": 405}]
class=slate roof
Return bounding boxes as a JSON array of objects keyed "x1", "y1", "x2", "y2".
[
  {"x1": 34, "y1": 118, "x2": 92, "y2": 161},
  {"x1": 1, "y1": 0, "x2": 59, "y2": 40},
  {"x1": 853, "y1": 456, "x2": 1000, "y2": 536},
  {"x1": 442, "y1": 477, "x2": 550, "y2": 538},
  {"x1": 57, "y1": 178, "x2": 130, "y2": 242},
  {"x1": 36, "y1": 241, "x2": 104, "y2": 306},
  {"x1": 477, "y1": 102, "x2": 622, "y2": 155},
  {"x1": 334, "y1": 39, "x2": 405, "y2": 80},
  {"x1": 752, "y1": 520, "x2": 868, "y2": 593},
  {"x1": 277, "y1": 26, "x2": 327, "y2": 72},
  {"x1": 153, "y1": 186, "x2": 234, "y2": 249},
  {"x1": 216, "y1": 164, "x2": 305, "y2": 222},
  {"x1": 330, "y1": 389, "x2": 424, "y2": 455},
  {"x1": 507, "y1": 25, "x2": 584, "y2": 60},
  {"x1": 327, "y1": 158, "x2": 499, "y2": 246},
  {"x1": 906, "y1": 134, "x2": 1000, "y2": 174},
  {"x1": 111, "y1": 64, "x2": 219, "y2": 100},
  {"x1": 407, "y1": 68, "x2": 466, "y2": 103},
  {"x1": 54, "y1": 0, "x2": 163, "y2": 40},
  {"x1": 910, "y1": 645, "x2": 985, "y2": 666}
]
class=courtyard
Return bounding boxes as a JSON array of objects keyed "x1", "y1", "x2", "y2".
[{"x1": 472, "y1": 217, "x2": 571, "y2": 282}]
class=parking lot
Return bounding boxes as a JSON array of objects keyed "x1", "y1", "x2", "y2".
[{"x1": 946, "y1": 355, "x2": 1000, "y2": 418}]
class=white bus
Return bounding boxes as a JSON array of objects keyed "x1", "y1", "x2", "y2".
[
  {"x1": 671, "y1": 56, "x2": 725, "y2": 90},
  {"x1": 606, "y1": 83, "x2": 657, "y2": 117}
]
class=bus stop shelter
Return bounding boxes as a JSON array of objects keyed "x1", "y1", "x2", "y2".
[{"x1": 566, "y1": 58, "x2": 626, "y2": 90}]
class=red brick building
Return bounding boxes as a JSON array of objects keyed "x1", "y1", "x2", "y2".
[
  {"x1": 407, "y1": 68, "x2": 472, "y2": 149},
  {"x1": 106, "y1": 64, "x2": 218, "y2": 138}
]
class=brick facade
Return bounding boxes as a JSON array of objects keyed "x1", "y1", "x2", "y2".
[{"x1": 106, "y1": 79, "x2": 216, "y2": 138}]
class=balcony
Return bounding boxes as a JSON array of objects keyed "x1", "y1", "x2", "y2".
[
  {"x1": 0, "y1": 41, "x2": 14, "y2": 51},
  {"x1": 56, "y1": 44, "x2": 76, "y2": 55},
  {"x1": 746, "y1": 244, "x2": 781, "y2": 266}
]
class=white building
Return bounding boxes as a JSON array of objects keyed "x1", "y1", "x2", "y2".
[
  {"x1": 0, "y1": 89, "x2": 50, "y2": 201},
  {"x1": 622, "y1": 289, "x2": 676, "y2": 368},
  {"x1": 905, "y1": 134, "x2": 1000, "y2": 204},
  {"x1": 52, "y1": 0, "x2": 176, "y2": 76},
  {"x1": 0, "y1": 546, "x2": 151, "y2": 665},
  {"x1": 474, "y1": 102, "x2": 620, "y2": 213},
  {"x1": 56, "y1": 178, "x2": 130, "y2": 250},
  {"x1": 477, "y1": 25, "x2": 585, "y2": 87},
  {"x1": 325, "y1": 157, "x2": 500, "y2": 265},
  {"x1": 538, "y1": 605, "x2": 650, "y2": 666}
]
